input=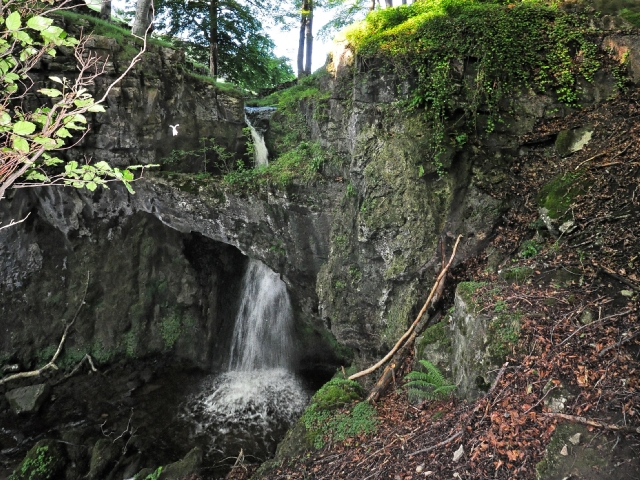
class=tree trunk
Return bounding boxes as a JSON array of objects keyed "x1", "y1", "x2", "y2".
[
  {"x1": 100, "y1": 0, "x2": 111, "y2": 21},
  {"x1": 209, "y1": 0, "x2": 219, "y2": 79},
  {"x1": 385, "y1": 0, "x2": 393, "y2": 7},
  {"x1": 304, "y1": 1, "x2": 313, "y2": 75},
  {"x1": 297, "y1": 0, "x2": 309, "y2": 78},
  {"x1": 132, "y1": 0, "x2": 153, "y2": 37},
  {"x1": 402, "y1": 0, "x2": 407, "y2": 4},
  {"x1": 370, "y1": 0, "x2": 376, "y2": 10}
]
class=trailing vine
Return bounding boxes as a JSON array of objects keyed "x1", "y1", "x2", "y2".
[{"x1": 345, "y1": 0, "x2": 604, "y2": 173}]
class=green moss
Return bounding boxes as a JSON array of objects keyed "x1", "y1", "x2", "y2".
[
  {"x1": 301, "y1": 378, "x2": 377, "y2": 449},
  {"x1": 487, "y1": 311, "x2": 521, "y2": 364},
  {"x1": 418, "y1": 321, "x2": 451, "y2": 349},
  {"x1": 36, "y1": 346, "x2": 57, "y2": 368},
  {"x1": 456, "y1": 281, "x2": 487, "y2": 309},
  {"x1": 91, "y1": 340, "x2": 116, "y2": 364},
  {"x1": 160, "y1": 312, "x2": 183, "y2": 350},
  {"x1": 538, "y1": 171, "x2": 589, "y2": 219}
]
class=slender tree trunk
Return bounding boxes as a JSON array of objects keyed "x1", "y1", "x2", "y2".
[
  {"x1": 209, "y1": 0, "x2": 219, "y2": 79},
  {"x1": 100, "y1": 0, "x2": 111, "y2": 21},
  {"x1": 401, "y1": 0, "x2": 407, "y2": 4},
  {"x1": 132, "y1": 0, "x2": 153, "y2": 36},
  {"x1": 370, "y1": 0, "x2": 375, "y2": 10},
  {"x1": 385, "y1": 0, "x2": 393, "y2": 7},
  {"x1": 297, "y1": 0, "x2": 309, "y2": 78},
  {"x1": 304, "y1": 1, "x2": 313, "y2": 75}
]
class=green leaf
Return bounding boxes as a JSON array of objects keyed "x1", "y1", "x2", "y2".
[
  {"x1": 5, "y1": 11, "x2": 21, "y2": 31},
  {"x1": 47, "y1": 49, "x2": 56, "y2": 57},
  {"x1": 43, "y1": 156, "x2": 63, "y2": 166},
  {"x1": 26, "y1": 15, "x2": 53, "y2": 31},
  {"x1": 25, "y1": 170, "x2": 48, "y2": 182},
  {"x1": 87, "y1": 104, "x2": 106, "y2": 113},
  {"x1": 83, "y1": 171, "x2": 95, "y2": 181},
  {"x1": 38, "y1": 88, "x2": 62, "y2": 98},
  {"x1": 49, "y1": 76, "x2": 63, "y2": 84},
  {"x1": 33, "y1": 136, "x2": 58, "y2": 149},
  {"x1": 64, "y1": 161, "x2": 79, "y2": 173},
  {"x1": 12, "y1": 30, "x2": 33, "y2": 45},
  {"x1": 4, "y1": 72, "x2": 19, "y2": 82},
  {"x1": 94, "y1": 161, "x2": 112, "y2": 171},
  {"x1": 0, "y1": 112, "x2": 10, "y2": 126},
  {"x1": 73, "y1": 98, "x2": 93, "y2": 108},
  {"x1": 12, "y1": 136, "x2": 29, "y2": 153},
  {"x1": 19, "y1": 46, "x2": 38, "y2": 62},
  {"x1": 13, "y1": 121, "x2": 36, "y2": 135},
  {"x1": 85, "y1": 181, "x2": 97, "y2": 192},
  {"x1": 55, "y1": 127, "x2": 72, "y2": 138}
]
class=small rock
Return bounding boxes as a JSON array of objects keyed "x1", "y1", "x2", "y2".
[
  {"x1": 560, "y1": 444, "x2": 568, "y2": 456},
  {"x1": 424, "y1": 472, "x2": 434, "y2": 477},
  {"x1": 453, "y1": 444, "x2": 464, "y2": 462},
  {"x1": 416, "y1": 464, "x2": 424, "y2": 473},
  {"x1": 580, "y1": 310, "x2": 594, "y2": 325},
  {"x1": 568, "y1": 432, "x2": 581, "y2": 445},
  {"x1": 5, "y1": 384, "x2": 50, "y2": 414},
  {"x1": 559, "y1": 220, "x2": 576, "y2": 235},
  {"x1": 621, "y1": 290, "x2": 634, "y2": 297}
]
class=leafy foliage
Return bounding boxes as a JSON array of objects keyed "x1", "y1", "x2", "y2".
[
  {"x1": 155, "y1": 0, "x2": 294, "y2": 91},
  {"x1": 0, "y1": 1, "x2": 146, "y2": 204},
  {"x1": 405, "y1": 359, "x2": 455, "y2": 401},
  {"x1": 344, "y1": 0, "x2": 603, "y2": 173}
]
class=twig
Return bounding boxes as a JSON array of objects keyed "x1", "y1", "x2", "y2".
[
  {"x1": 557, "y1": 309, "x2": 632, "y2": 347},
  {"x1": 598, "y1": 330, "x2": 640, "y2": 358},
  {"x1": 575, "y1": 152, "x2": 606, "y2": 171},
  {"x1": 598, "y1": 265, "x2": 640, "y2": 292},
  {"x1": 51, "y1": 354, "x2": 98, "y2": 386},
  {"x1": 0, "y1": 212, "x2": 30, "y2": 231},
  {"x1": 350, "y1": 235, "x2": 462, "y2": 381},
  {"x1": 0, "y1": 272, "x2": 90, "y2": 386},
  {"x1": 407, "y1": 431, "x2": 463, "y2": 457},
  {"x1": 544, "y1": 412, "x2": 640, "y2": 434}
]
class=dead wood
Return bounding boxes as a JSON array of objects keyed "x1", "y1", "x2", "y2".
[
  {"x1": 367, "y1": 312, "x2": 443, "y2": 403},
  {"x1": 350, "y1": 235, "x2": 462, "y2": 381},
  {"x1": 544, "y1": 412, "x2": 640, "y2": 435},
  {"x1": 0, "y1": 271, "x2": 90, "y2": 386}
]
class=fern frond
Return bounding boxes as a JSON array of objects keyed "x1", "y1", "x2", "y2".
[{"x1": 404, "y1": 360, "x2": 455, "y2": 402}]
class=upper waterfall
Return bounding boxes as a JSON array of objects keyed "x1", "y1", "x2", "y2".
[{"x1": 244, "y1": 107, "x2": 273, "y2": 167}]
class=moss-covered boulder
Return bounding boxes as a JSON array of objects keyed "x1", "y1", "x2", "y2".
[{"x1": 9, "y1": 439, "x2": 66, "y2": 480}]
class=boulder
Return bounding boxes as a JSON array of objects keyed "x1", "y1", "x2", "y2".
[{"x1": 5, "y1": 383, "x2": 50, "y2": 414}]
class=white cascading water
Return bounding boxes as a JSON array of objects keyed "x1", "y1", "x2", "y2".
[
  {"x1": 244, "y1": 113, "x2": 269, "y2": 167},
  {"x1": 183, "y1": 259, "x2": 308, "y2": 460}
]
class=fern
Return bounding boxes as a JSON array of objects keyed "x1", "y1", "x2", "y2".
[{"x1": 405, "y1": 360, "x2": 455, "y2": 401}]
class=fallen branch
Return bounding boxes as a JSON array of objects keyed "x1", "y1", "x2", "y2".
[
  {"x1": 557, "y1": 308, "x2": 632, "y2": 347},
  {"x1": 367, "y1": 312, "x2": 443, "y2": 403},
  {"x1": 407, "y1": 431, "x2": 463, "y2": 457},
  {"x1": 598, "y1": 265, "x2": 640, "y2": 292},
  {"x1": 350, "y1": 235, "x2": 462, "y2": 381},
  {"x1": 544, "y1": 413, "x2": 640, "y2": 435},
  {"x1": 52, "y1": 354, "x2": 98, "y2": 386},
  {"x1": 574, "y1": 152, "x2": 606, "y2": 171},
  {"x1": 0, "y1": 271, "x2": 90, "y2": 386}
]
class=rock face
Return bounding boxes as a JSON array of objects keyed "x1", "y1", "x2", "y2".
[{"x1": 1, "y1": 25, "x2": 635, "y2": 380}]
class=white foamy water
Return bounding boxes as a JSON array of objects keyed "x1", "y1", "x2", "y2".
[
  {"x1": 183, "y1": 259, "x2": 308, "y2": 459},
  {"x1": 245, "y1": 115, "x2": 269, "y2": 167}
]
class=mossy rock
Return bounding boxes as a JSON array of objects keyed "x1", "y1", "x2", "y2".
[
  {"x1": 538, "y1": 172, "x2": 589, "y2": 220},
  {"x1": 9, "y1": 439, "x2": 66, "y2": 480},
  {"x1": 310, "y1": 377, "x2": 363, "y2": 411},
  {"x1": 555, "y1": 126, "x2": 593, "y2": 157},
  {"x1": 500, "y1": 267, "x2": 534, "y2": 284}
]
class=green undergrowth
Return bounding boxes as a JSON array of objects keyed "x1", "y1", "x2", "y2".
[
  {"x1": 344, "y1": 0, "x2": 605, "y2": 172},
  {"x1": 301, "y1": 378, "x2": 378, "y2": 449}
]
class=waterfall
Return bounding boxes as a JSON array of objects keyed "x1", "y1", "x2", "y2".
[
  {"x1": 228, "y1": 259, "x2": 293, "y2": 371},
  {"x1": 183, "y1": 259, "x2": 308, "y2": 460},
  {"x1": 244, "y1": 114, "x2": 269, "y2": 167}
]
